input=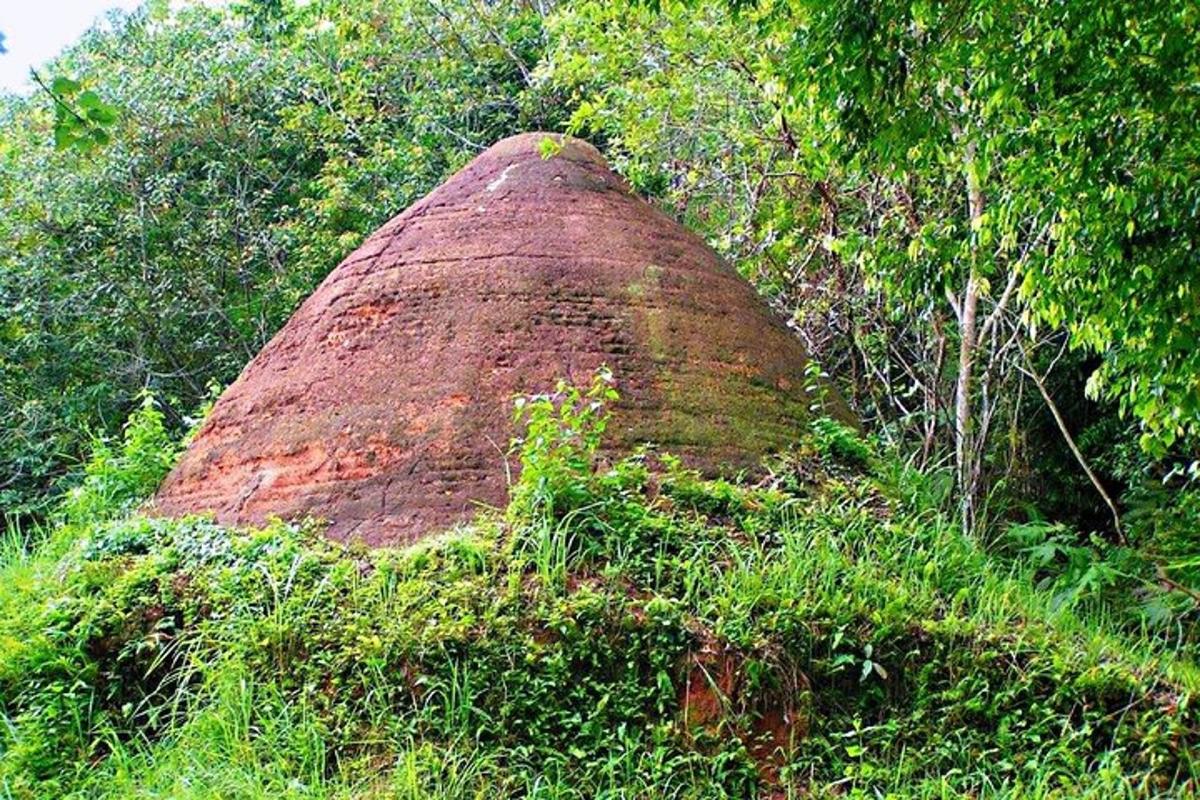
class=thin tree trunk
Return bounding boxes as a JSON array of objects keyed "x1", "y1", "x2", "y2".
[
  {"x1": 954, "y1": 137, "x2": 985, "y2": 534},
  {"x1": 954, "y1": 274, "x2": 979, "y2": 533},
  {"x1": 921, "y1": 315, "x2": 946, "y2": 468}
]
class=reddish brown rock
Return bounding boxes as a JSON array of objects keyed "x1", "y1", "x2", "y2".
[
  {"x1": 154, "y1": 133, "x2": 842, "y2": 545},
  {"x1": 681, "y1": 646, "x2": 808, "y2": 782}
]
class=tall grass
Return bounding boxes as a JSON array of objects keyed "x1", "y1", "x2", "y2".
[{"x1": 2, "y1": 384, "x2": 1197, "y2": 798}]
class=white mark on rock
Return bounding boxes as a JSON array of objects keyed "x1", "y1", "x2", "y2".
[{"x1": 486, "y1": 162, "x2": 519, "y2": 192}]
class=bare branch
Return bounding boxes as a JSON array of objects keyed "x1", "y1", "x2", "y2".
[{"x1": 1020, "y1": 351, "x2": 1124, "y2": 542}]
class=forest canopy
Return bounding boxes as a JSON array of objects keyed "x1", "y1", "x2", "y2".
[{"x1": 2, "y1": 1, "x2": 1200, "y2": 797}]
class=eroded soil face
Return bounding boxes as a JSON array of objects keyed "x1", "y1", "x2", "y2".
[{"x1": 154, "y1": 133, "x2": 833, "y2": 545}]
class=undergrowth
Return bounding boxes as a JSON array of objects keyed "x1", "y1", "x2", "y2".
[{"x1": 1, "y1": 374, "x2": 1197, "y2": 798}]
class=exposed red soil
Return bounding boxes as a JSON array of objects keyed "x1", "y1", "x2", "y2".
[
  {"x1": 681, "y1": 645, "x2": 808, "y2": 783},
  {"x1": 153, "y1": 132, "x2": 842, "y2": 545}
]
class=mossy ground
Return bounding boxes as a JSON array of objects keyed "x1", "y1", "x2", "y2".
[{"x1": 1, "y1": 385, "x2": 1197, "y2": 798}]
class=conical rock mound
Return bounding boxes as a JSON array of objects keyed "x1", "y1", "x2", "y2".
[{"x1": 155, "y1": 133, "x2": 838, "y2": 545}]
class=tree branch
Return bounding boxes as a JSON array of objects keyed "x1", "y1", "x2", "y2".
[{"x1": 1019, "y1": 350, "x2": 1124, "y2": 542}]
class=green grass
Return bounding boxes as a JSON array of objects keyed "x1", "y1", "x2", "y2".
[{"x1": 1, "y1": 387, "x2": 1197, "y2": 798}]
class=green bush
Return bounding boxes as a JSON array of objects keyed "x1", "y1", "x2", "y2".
[
  {"x1": 1, "y1": 377, "x2": 1197, "y2": 798},
  {"x1": 56, "y1": 393, "x2": 178, "y2": 526}
]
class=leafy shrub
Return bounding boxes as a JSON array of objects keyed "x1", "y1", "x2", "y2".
[
  {"x1": 1, "y1": 375, "x2": 1197, "y2": 798},
  {"x1": 57, "y1": 393, "x2": 178, "y2": 525},
  {"x1": 508, "y1": 366, "x2": 620, "y2": 527},
  {"x1": 807, "y1": 416, "x2": 874, "y2": 470},
  {"x1": 1005, "y1": 520, "x2": 1130, "y2": 610}
]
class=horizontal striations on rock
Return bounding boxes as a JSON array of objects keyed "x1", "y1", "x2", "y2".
[{"x1": 153, "y1": 132, "x2": 844, "y2": 546}]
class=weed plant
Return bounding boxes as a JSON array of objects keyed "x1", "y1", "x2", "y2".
[{"x1": 1, "y1": 375, "x2": 1196, "y2": 798}]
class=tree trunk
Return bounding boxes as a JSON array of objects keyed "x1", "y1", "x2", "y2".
[
  {"x1": 954, "y1": 273, "x2": 979, "y2": 533},
  {"x1": 955, "y1": 136, "x2": 985, "y2": 534}
]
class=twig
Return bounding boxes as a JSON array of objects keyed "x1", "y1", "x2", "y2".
[
  {"x1": 1154, "y1": 565, "x2": 1200, "y2": 606},
  {"x1": 1019, "y1": 349, "x2": 1125, "y2": 543},
  {"x1": 29, "y1": 69, "x2": 90, "y2": 127}
]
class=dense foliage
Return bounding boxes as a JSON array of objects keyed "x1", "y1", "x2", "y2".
[
  {"x1": 546, "y1": 0, "x2": 1200, "y2": 527},
  {"x1": 2, "y1": 381, "x2": 1197, "y2": 798},
  {"x1": 2, "y1": 0, "x2": 1199, "y2": 793},
  {"x1": 2, "y1": 0, "x2": 1197, "y2": 537}
]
